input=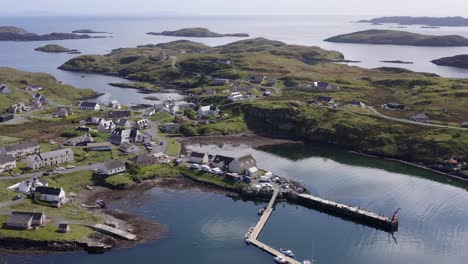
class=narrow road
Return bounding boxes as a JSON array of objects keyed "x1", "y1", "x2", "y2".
[
  {"x1": 146, "y1": 120, "x2": 167, "y2": 154},
  {"x1": 0, "y1": 163, "x2": 103, "y2": 181},
  {"x1": 367, "y1": 107, "x2": 468, "y2": 131}
]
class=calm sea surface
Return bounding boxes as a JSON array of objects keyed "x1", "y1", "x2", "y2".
[
  {"x1": 2, "y1": 16, "x2": 468, "y2": 264},
  {"x1": 5, "y1": 143, "x2": 468, "y2": 264}
]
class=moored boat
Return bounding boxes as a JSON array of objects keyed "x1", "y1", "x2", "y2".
[
  {"x1": 280, "y1": 248, "x2": 294, "y2": 258},
  {"x1": 274, "y1": 255, "x2": 287, "y2": 263}
]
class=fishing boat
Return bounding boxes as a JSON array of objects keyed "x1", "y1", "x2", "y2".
[
  {"x1": 280, "y1": 248, "x2": 294, "y2": 258},
  {"x1": 302, "y1": 260, "x2": 312, "y2": 264},
  {"x1": 274, "y1": 256, "x2": 287, "y2": 263},
  {"x1": 258, "y1": 208, "x2": 265, "y2": 215}
]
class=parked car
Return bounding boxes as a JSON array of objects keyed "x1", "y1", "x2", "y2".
[
  {"x1": 66, "y1": 165, "x2": 75, "y2": 169},
  {"x1": 42, "y1": 172, "x2": 51, "y2": 176},
  {"x1": 53, "y1": 170, "x2": 62, "y2": 175},
  {"x1": 191, "y1": 164, "x2": 201, "y2": 170},
  {"x1": 174, "y1": 159, "x2": 183, "y2": 165},
  {"x1": 12, "y1": 195, "x2": 22, "y2": 201},
  {"x1": 201, "y1": 165, "x2": 212, "y2": 173},
  {"x1": 212, "y1": 167, "x2": 223, "y2": 175},
  {"x1": 57, "y1": 167, "x2": 65, "y2": 171}
]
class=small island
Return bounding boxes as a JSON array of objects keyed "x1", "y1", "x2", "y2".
[
  {"x1": 147, "y1": 27, "x2": 249, "y2": 38},
  {"x1": 34, "y1": 44, "x2": 79, "y2": 54},
  {"x1": 0, "y1": 26, "x2": 105, "y2": 41},
  {"x1": 431, "y1": 54, "x2": 468, "y2": 68},
  {"x1": 324, "y1": 29, "x2": 468, "y2": 46},
  {"x1": 72, "y1": 29, "x2": 108, "y2": 34},
  {"x1": 381, "y1": 60, "x2": 414, "y2": 64},
  {"x1": 358, "y1": 16, "x2": 468, "y2": 27}
]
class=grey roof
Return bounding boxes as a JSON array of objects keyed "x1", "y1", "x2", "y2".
[
  {"x1": 39, "y1": 149, "x2": 73, "y2": 159},
  {"x1": 237, "y1": 154, "x2": 257, "y2": 169},
  {"x1": 213, "y1": 155, "x2": 235, "y2": 165},
  {"x1": 35, "y1": 186, "x2": 63, "y2": 196},
  {"x1": 7, "y1": 213, "x2": 33, "y2": 225},
  {"x1": 113, "y1": 118, "x2": 129, "y2": 126},
  {"x1": 411, "y1": 113, "x2": 429, "y2": 120},
  {"x1": 131, "y1": 154, "x2": 156, "y2": 164},
  {"x1": 104, "y1": 160, "x2": 126, "y2": 170},
  {"x1": 190, "y1": 152, "x2": 207, "y2": 159},
  {"x1": 317, "y1": 96, "x2": 333, "y2": 102},
  {"x1": 11, "y1": 211, "x2": 45, "y2": 221},
  {"x1": 5, "y1": 141, "x2": 39, "y2": 152},
  {"x1": 315, "y1": 81, "x2": 329, "y2": 88},
  {"x1": 107, "y1": 110, "x2": 131, "y2": 119},
  {"x1": 0, "y1": 154, "x2": 15, "y2": 164},
  {"x1": 81, "y1": 102, "x2": 98, "y2": 108}
]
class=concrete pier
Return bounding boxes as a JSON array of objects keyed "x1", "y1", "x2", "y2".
[
  {"x1": 295, "y1": 193, "x2": 398, "y2": 232},
  {"x1": 91, "y1": 224, "x2": 137, "y2": 240}
]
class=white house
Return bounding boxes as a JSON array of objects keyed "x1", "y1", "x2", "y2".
[
  {"x1": 98, "y1": 119, "x2": 116, "y2": 133},
  {"x1": 80, "y1": 102, "x2": 101, "y2": 111},
  {"x1": 109, "y1": 100, "x2": 122, "y2": 109},
  {"x1": 0, "y1": 83, "x2": 12, "y2": 94},
  {"x1": 189, "y1": 152, "x2": 208, "y2": 164},
  {"x1": 108, "y1": 128, "x2": 131, "y2": 145},
  {"x1": 348, "y1": 101, "x2": 366, "y2": 108},
  {"x1": 100, "y1": 160, "x2": 126, "y2": 176},
  {"x1": 34, "y1": 186, "x2": 66, "y2": 203},
  {"x1": 227, "y1": 92, "x2": 243, "y2": 102},
  {"x1": 136, "y1": 119, "x2": 149, "y2": 129},
  {"x1": 26, "y1": 149, "x2": 74, "y2": 170},
  {"x1": 198, "y1": 105, "x2": 220, "y2": 117},
  {"x1": 11, "y1": 178, "x2": 48, "y2": 194},
  {"x1": 25, "y1": 85, "x2": 43, "y2": 92},
  {"x1": 229, "y1": 154, "x2": 257, "y2": 175},
  {"x1": 0, "y1": 154, "x2": 16, "y2": 173}
]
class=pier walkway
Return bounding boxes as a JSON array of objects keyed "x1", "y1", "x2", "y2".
[
  {"x1": 91, "y1": 224, "x2": 136, "y2": 240},
  {"x1": 248, "y1": 189, "x2": 301, "y2": 264}
]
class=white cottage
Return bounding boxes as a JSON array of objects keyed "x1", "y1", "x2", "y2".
[
  {"x1": 34, "y1": 186, "x2": 66, "y2": 203},
  {"x1": 100, "y1": 160, "x2": 126, "y2": 176},
  {"x1": 26, "y1": 149, "x2": 74, "y2": 170}
]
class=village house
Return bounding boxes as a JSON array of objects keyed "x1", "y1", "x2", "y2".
[
  {"x1": 58, "y1": 224, "x2": 71, "y2": 233},
  {"x1": 84, "y1": 116, "x2": 101, "y2": 125},
  {"x1": 229, "y1": 154, "x2": 258, "y2": 176},
  {"x1": 100, "y1": 160, "x2": 126, "y2": 176},
  {"x1": 189, "y1": 152, "x2": 209, "y2": 164},
  {"x1": 316, "y1": 96, "x2": 335, "y2": 104},
  {"x1": 0, "y1": 113, "x2": 14, "y2": 123},
  {"x1": 5, "y1": 211, "x2": 46, "y2": 230},
  {"x1": 462, "y1": 122, "x2": 468, "y2": 128},
  {"x1": 130, "y1": 154, "x2": 157, "y2": 167},
  {"x1": 313, "y1": 81, "x2": 340, "y2": 91},
  {"x1": 158, "y1": 102, "x2": 179, "y2": 115},
  {"x1": 267, "y1": 78, "x2": 277, "y2": 86},
  {"x1": 86, "y1": 142, "x2": 113, "y2": 152},
  {"x1": 212, "y1": 78, "x2": 230, "y2": 86},
  {"x1": 109, "y1": 100, "x2": 122, "y2": 109},
  {"x1": 161, "y1": 123, "x2": 181, "y2": 133},
  {"x1": 197, "y1": 105, "x2": 220, "y2": 117},
  {"x1": 26, "y1": 149, "x2": 74, "y2": 170},
  {"x1": 1, "y1": 141, "x2": 40, "y2": 158},
  {"x1": 80, "y1": 102, "x2": 101, "y2": 111},
  {"x1": 113, "y1": 118, "x2": 132, "y2": 128},
  {"x1": 34, "y1": 186, "x2": 66, "y2": 204},
  {"x1": 216, "y1": 58, "x2": 232, "y2": 65},
  {"x1": 249, "y1": 75, "x2": 266, "y2": 84},
  {"x1": 32, "y1": 93, "x2": 48, "y2": 108},
  {"x1": 63, "y1": 134, "x2": 94, "y2": 146},
  {"x1": 348, "y1": 100, "x2": 366, "y2": 108},
  {"x1": 227, "y1": 92, "x2": 244, "y2": 102},
  {"x1": 98, "y1": 119, "x2": 116, "y2": 133},
  {"x1": 9, "y1": 177, "x2": 48, "y2": 194},
  {"x1": 7, "y1": 102, "x2": 28, "y2": 114},
  {"x1": 130, "y1": 128, "x2": 149, "y2": 143},
  {"x1": 385, "y1": 102, "x2": 406, "y2": 110},
  {"x1": 136, "y1": 119, "x2": 150, "y2": 130},
  {"x1": 212, "y1": 155, "x2": 235, "y2": 170},
  {"x1": 25, "y1": 85, "x2": 43, "y2": 92},
  {"x1": 108, "y1": 128, "x2": 132, "y2": 145},
  {"x1": 118, "y1": 142, "x2": 141, "y2": 154},
  {"x1": 153, "y1": 152, "x2": 166, "y2": 162},
  {"x1": 410, "y1": 113, "x2": 430, "y2": 123},
  {"x1": 107, "y1": 110, "x2": 131, "y2": 119},
  {"x1": 0, "y1": 154, "x2": 16, "y2": 173},
  {"x1": 0, "y1": 83, "x2": 11, "y2": 94},
  {"x1": 53, "y1": 107, "x2": 73, "y2": 118}
]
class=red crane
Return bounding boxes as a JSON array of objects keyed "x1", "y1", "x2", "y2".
[{"x1": 391, "y1": 208, "x2": 401, "y2": 222}]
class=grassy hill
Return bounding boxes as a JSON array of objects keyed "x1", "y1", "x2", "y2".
[
  {"x1": 34, "y1": 44, "x2": 73, "y2": 53},
  {"x1": 147, "y1": 27, "x2": 249, "y2": 37},
  {"x1": 432, "y1": 54, "x2": 468, "y2": 69},
  {"x1": 325, "y1": 29, "x2": 468, "y2": 46},
  {"x1": 0, "y1": 67, "x2": 96, "y2": 112}
]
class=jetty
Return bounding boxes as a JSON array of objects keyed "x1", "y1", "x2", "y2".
[
  {"x1": 248, "y1": 189, "x2": 302, "y2": 264},
  {"x1": 91, "y1": 224, "x2": 136, "y2": 240},
  {"x1": 294, "y1": 193, "x2": 398, "y2": 232}
]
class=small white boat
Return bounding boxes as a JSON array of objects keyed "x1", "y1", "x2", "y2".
[
  {"x1": 249, "y1": 227, "x2": 255, "y2": 232},
  {"x1": 258, "y1": 208, "x2": 265, "y2": 215},
  {"x1": 302, "y1": 260, "x2": 312, "y2": 264},
  {"x1": 244, "y1": 237, "x2": 251, "y2": 244},
  {"x1": 274, "y1": 256, "x2": 287, "y2": 263},
  {"x1": 280, "y1": 248, "x2": 294, "y2": 258}
]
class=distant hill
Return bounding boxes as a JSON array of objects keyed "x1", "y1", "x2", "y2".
[
  {"x1": 324, "y1": 29, "x2": 468, "y2": 46},
  {"x1": 0, "y1": 26, "x2": 104, "y2": 41},
  {"x1": 432, "y1": 54, "x2": 468, "y2": 68},
  {"x1": 358, "y1": 16, "x2": 468, "y2": 27},
  {"x1": 72, "y1": 29, "x2": 108, "y2": 34},
  {"x1": 34, "y1": 44, "x2": 77, "y2": 53},
  {"x1": 147, "y1": 27, "x2": 249, "y2": 38}
]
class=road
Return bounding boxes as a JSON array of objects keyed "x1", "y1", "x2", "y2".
[
  {"x1": 367, "y1": 107, "x2": 468, "y2": 131},
  {"x1": 0, "y1": 163, "x2": 104, "y2": 181},
  {"x1": 146, "y1": 120, "x2": 167, "y2": 154}
]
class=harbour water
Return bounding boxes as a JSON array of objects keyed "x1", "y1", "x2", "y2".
[{"x1": 5, "y1": 143, "x2": 468, "y2": 264}]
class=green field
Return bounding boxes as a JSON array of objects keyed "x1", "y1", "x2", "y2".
[{"x1": 0, "y1": 136, "x2": 20, "y2": 146}]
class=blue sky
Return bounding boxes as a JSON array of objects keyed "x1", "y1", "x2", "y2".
[{"x1": 2, "y1": 0, "x2": 468, "y2": 16}]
